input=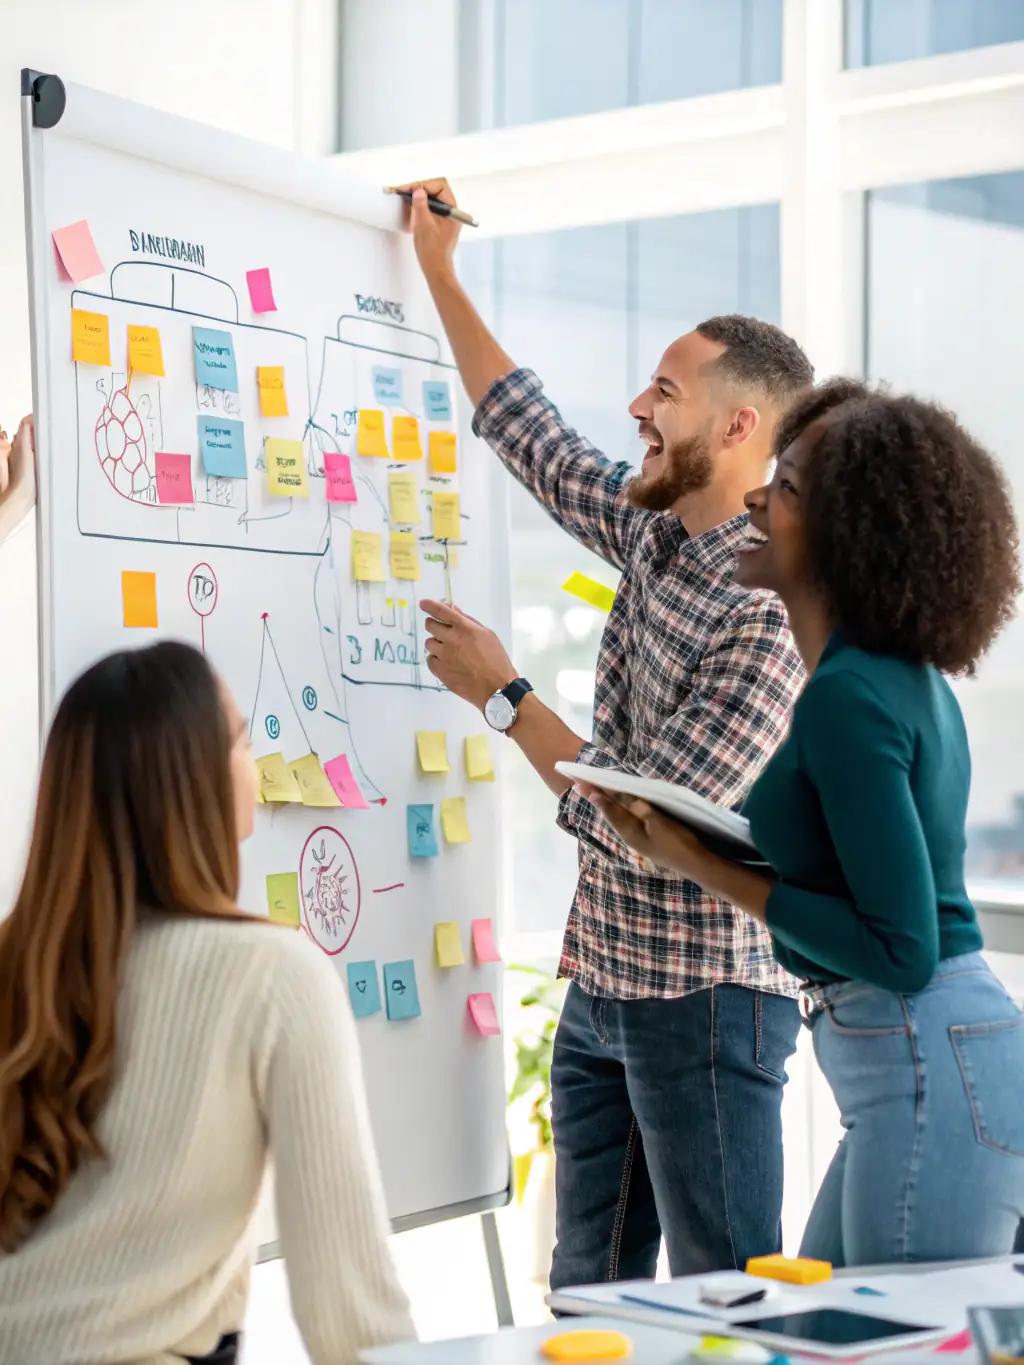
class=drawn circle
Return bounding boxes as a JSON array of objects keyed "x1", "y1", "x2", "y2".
[
  {"x1": 302, "y1": 685, "x2": 318, "y2": 712},
  {"x1": 265, "y1": 714, "x2": 281, "y2": 741},
  {"x1": 187, "y1": 562, "x2": 219, "y2": 618},
  {"x1": 300, "y1": 825, "x2": 362, "y2": 956}
]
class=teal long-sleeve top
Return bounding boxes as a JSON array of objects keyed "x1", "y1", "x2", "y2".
[{"x1": 743, "y1": 630, "x2": 982, "y2": 994}]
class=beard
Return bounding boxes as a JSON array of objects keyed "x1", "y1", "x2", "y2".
[{"x1": 625, "y1": 429, "x2": 713, "y2": 511}]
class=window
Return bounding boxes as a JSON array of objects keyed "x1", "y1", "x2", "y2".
[
  {"x1": 865, "y1": 171, "x2": 1024, "y2": 888},
  {"x1": 846, "y1": 0, "x2": 1024, "y2": 68},
  {"x1": 494, "y1": 0, "x2": 782, "y2": 128},
  {"x1": 460, "y1": 206, "x2": 780, "y2": 935}
]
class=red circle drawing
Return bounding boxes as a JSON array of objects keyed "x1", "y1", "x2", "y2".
[
  {"x1": 300, "y1": 825, "x2": 362, "y2": 955},
  {"x1": 95, "y1": 387, "x2": 154, "y2": 503},
  {"x1": 188, "y1": 563, "x2": 219, "y2": 618}
]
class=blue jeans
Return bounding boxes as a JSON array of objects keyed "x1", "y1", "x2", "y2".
[
  {"x1": 549, "y1": 982, "x2": 800, "y2": 1289},
  {"x1": 801, "y1": 953, "x2": 1024, "y2": 1266}
]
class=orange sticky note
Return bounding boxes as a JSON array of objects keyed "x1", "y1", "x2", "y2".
[
  {"x1": 357, "y1": 409, "x2": 389, "y2": 458},
  {"x1": 468, "y1": 992, "x2": 501, "y2": 1036},
  {"x1": 429, "y1": 430, "x2": 457, "y2": 474},
  {"x1": 257, "y1": 366, "x2": 288, "y2": 417},
  {"x1": 745, "y1": 1253, "x2": 832, "y2": 1284},
  {"x1": 127, "y1": 325, "x2": 165, "y2": 377},
  {"x1": 391, "y1": 415, "x2": 423, "y2": 462},
  {"x1": 121, "y1": 571, "x2": 158, "y2": 628},
  {"x1": 72, "y1": 309, "x2": 111, "y2": 366},
  {"x1": 52, "y1": 219, "x2": 104, "y2": 283}
]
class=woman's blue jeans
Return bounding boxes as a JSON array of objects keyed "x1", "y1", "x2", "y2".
[{"x1": 801, "y1": 952, "x2": 1024, "y2": 1266}]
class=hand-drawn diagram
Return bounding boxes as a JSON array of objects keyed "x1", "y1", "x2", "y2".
[
  {"x1": 300, "y1": 825, "x2": 361, "y2": 955},
  {"x1": 187, "y1": 561, "x2": 218, "y2": 653}
]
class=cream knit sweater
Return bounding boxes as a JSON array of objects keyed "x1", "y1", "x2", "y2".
[{"x1": 0, "y1": 914, "x2": 415, "y2": 1364}]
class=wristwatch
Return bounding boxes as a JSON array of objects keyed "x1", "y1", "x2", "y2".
[{"x1": 484, "y1": 678, "x2": 534, "y2": 734}]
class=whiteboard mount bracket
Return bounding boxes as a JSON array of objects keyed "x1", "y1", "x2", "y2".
[{"x1": 21, "y1": 69, "x2": 66, "y2": 129}]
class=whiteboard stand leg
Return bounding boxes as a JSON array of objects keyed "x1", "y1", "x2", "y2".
[{"x1": 481, "y1": 1210, "x2": 514, "y2": 1328}]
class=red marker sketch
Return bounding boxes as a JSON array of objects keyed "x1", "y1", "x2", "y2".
[
  {"x1": 372, "y1": 883, "x2": 405, "y2": 894},
  {"x1": 96, "y1": 383, "x2": 154, "y2": 503},
  {"x1": 187, "y1": 562, "x2": 218, "y2": 653},
  {"x1": 300, "y1": 825, "x2": 361, "y2": 956}
]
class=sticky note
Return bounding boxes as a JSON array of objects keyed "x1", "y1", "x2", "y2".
[
  {"x1": 936, "y1": 1330, "x2": 973, "y2": 1353},
  {"x1": 288, "y1": 753, "x2": 341, "y2": 807},
  {"x1": 744, "y1": 1253, "x2": 832, "y2": 1284},
  {"x1": 432, "y1": 491, "x2": 461, "y2": 541},
  {"x1": 324, "y1": 753, "x2": 369, "y2": 808},
  {"x1": 388, "y1": 470, "x2": 420, "y2": 525},
  {"x1": 351, "y1": 530, "x2": 385, "y2": 582},
  {"x1": 257, "y1": 365, "x2": 288, "y2": 418},
  {"x1": 198, "y1": 416, "x2": 247, "y2": 479},
  {"x1": 435, "y1": 921, "x2": 466, "y2": 968},
  {"x1": 155, "y1": 452, "x2": 194, "y2": 505},
  {"x1": 383, "y1": 960, "x2": 421, "y2": 1021},
  {"x1": 127, "y1": 324, "x2": 165, "y2": 376},
  {"x1": 390, "y1": 532, "x2": 420, "y2": 581},
  {"x1": 391, "y1": 415, "x2": 423, "y2": 462},
  {"x1": 193, "y1": 326, "x2": 238, "y2": 391},
  {"x1": 441, "y1": 796, "x2": 471, "y2": 844},
  {"x1": 71, "y1": 308, "x2": 111, "y2": 366},
  {"x1": 541, "y1": 1330, "x2": 633, "y2": 1362},
  {"x1": 324, "y1": 451, "x2": 357, "y2": 503},
  {"x1": 266, "y1": 872, "x2": 301, "y2": 927},
  {"x1": 465, "y1": 735, "x2": 494, "y2": 782},
  {"x1": 423, "y1": 380, "x2": 453, "y2": 422},
  {"x1": 472, "y1": 917, "x2": 501, "y2": 964},
  {"x1": 347, "y1": 961, "x2": 383, "y2": 1018},
  {"x1": 246, "y1": 267, "x2": 277, "y2": 313},
  {"x1": 429, "y1": 430, "x2": 457, "y2": 474},
  {"x1": 52, "y1": 219, "x2": 104, "y2": 283},
  {"x1": 265, "y1": 437, "x2": 309, "y2": 498},
  {"x1": 121, "y1": 570, "x2": 158, "y2": 628},
  {"x1": 408, "y1": 804, "x2": 439, "y2": 858},
  {"x1": 468, "y1": 992, "x2": 501, "y2": 1036},
  {"x1": 357, "y1": 409, "x2": 389, "y2": 458},
  {"x1": 563, "y1": 571, "x2": 616, "y2": 614},
  {"x1": 372, "y1": 366, "x2": 403, "y2": 404},
  {"x1": 416, "y1": 731, "x2": 450, "y2": 774},
  {"x1": 257, "y1": 752, "x2": 302, "y2": 803}
]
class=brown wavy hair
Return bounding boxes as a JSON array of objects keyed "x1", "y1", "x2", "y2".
[{"x1": 0, "y1": 642, "x2": 244, "y2": 1252}]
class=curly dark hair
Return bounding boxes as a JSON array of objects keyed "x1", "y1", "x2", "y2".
[
  {"x1": 776, "y1": 380, "x2": 1021, "y2": 676},
  {"x1": 696, "y1": 315, "x2": 814, "y2": 404}
]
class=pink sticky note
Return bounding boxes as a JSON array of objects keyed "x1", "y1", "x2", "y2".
[
  {"x1": 246, "y1": 267, "x2": 277, "y2": 313},
  {"x1": 471, "y1": 918, "x2": 501, "y2": 963},
  {"x1": 155, "y1": 452, "x2": 194, "y2": 505},
  {"x1": 324, "y1": 753, "x2": 370, "y2": 809},
  {"x1": 468, "y1": 992, "x2": 501, "y2": 1036},
  {"x1": 52, "y1": 219, "x2": 105, "y2": 284},
  {"x1": 936, "y1": 1332, "x2": 973, "y2": 1354},
  {"x1": 324, "y1": 451, "x2": 357, "y2": 503}
]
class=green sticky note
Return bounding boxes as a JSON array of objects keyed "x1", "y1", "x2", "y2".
[{"x1": 266, "y1": 872, "x2": 300, "y2": 927}]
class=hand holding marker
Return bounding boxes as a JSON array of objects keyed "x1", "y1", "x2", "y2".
[{"x1": 384, "y1": 184, "x2": 479, "y2": 228}]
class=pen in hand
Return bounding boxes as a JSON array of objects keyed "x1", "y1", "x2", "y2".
[{"x1": 384, "y1": 186, "x2": 479, "y2": 228}]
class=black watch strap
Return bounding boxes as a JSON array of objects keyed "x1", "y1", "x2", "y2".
[{"x1": 501, "y1": 678, "x2": 533, "y2": 707}]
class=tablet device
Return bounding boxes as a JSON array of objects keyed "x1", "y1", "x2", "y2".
[
  {"x1": 969, "y1": 1306, "x2": 1024, "y2": 1365},
  {"x1": 722, "y1": 1307, "x2": 947, "y2": 1359}
]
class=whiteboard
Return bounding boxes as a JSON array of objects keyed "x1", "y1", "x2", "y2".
[{"x1": 21, "y1": 75, "x2": 511, "y2": 1242}]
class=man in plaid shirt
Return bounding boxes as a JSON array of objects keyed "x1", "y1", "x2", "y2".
[{"x1": 406, "y1": 182, "x2": 811, "y2": 1284}]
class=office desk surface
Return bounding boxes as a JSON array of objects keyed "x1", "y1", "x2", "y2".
[{"x1": 360, "y1": 1316, "x2": 699, "y2": 1363}]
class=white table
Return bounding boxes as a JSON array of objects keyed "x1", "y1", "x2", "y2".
[{"x1": 361, "y1": 1316, "x2": 698, "y2": 1363}]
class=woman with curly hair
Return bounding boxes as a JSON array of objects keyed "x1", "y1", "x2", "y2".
[{"x1": 579, "y1": 380, "x2": 1024, "y2": 1266}]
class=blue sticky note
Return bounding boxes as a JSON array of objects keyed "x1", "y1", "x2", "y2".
[
  {"x1": 193, "y1": 326, "x2": 238, "y2": 391},
  {"x1": 407, "y1": 803, "x2": 439, "y2": 858},
  {"x1": 383, "y1": 960, "x2": 421, "y2": 1021},
  {"x1": 346, "y1": 960, "x2": 382, "y2": 1019},
  {"x1": 197, "y1": 416, "x2": 247, "y2": 478},
  {"x1": 423, "y1": 380, "x2": 452, "y2": 421},
  {"x1": 372, "y1": 366, "x2": 403, "y2": 405}
]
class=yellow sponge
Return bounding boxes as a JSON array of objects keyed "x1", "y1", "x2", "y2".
[{"x1": 745, "y1": 1253, "x2": 832, "y2": 1285}]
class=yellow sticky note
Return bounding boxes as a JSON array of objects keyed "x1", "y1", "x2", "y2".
[
  {"x1": 432, "y1": 491, "x2": 461, "y2": 541},
  {"x1": 352, "y1": 530, "x2": 386, "y2": 582},
  {"x1": 265, "y1": 437, "x2": 309, "y2": 498},
  {"x1": 121, "y1": 570, "x2": 158, "y2": 628},
  {"x1": 257, "y1": 752, "x2": 302, "y2": 803},
  {"x1": 434, "y1": 921, "x2": 466, "y2": 968},
  {"x1": 72, "y1": 308, "x2": 111, "y2": 366},
  {"x1": 429, "y1": 430, "x2": 457, "y2": 474},
  {"x1": 258, "y1": 365, "x2": 288, "y2": 417},
  {"x1": 266, "y1": 872, "x2": 301, "y2": 927},
  {"x1": 416, "y1": 730, "x2": 450, "y2": 774},
  {"x1": 391, "y1": 415, "x2": 423, "y2": 462},
  {"x1": 288, "y1": 753, "x2": 341, "y2": 807},
  {"x1": 388, "y1": 470, "x2": 420, "y2": 525},
  {"x1": 465, "y1": 734, "x2": 495, "y2": 782},
  {"x1": 562, "y1": 571, "x2": 617, "y2": 614},
  {"x1": 441, "y1": 796, "x2": 472, "y2": 844},
  {"x1": 127, "y1": 324, "x2": 164, "y2": 376},
  {"x1": 357, "y1": 409, "x2": 389, "y2": 458},
  {"x1": 541, "y1": 1330, "x2": 633, "y2": 1362},
  {"x1": 390, "y1": 531, "x2": 421, "y2": 581}
]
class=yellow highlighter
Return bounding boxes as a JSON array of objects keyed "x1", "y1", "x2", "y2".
[
  {"x1": 745, "y1": 1253, "x2": 832, "y2": 1285},
  {"x1": 541, "y1": 1328, "x2": 633, "y2": 1360}
]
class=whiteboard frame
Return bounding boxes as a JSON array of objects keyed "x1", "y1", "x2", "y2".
[{"x1": 20, "y1": 71, "x2": 514, "y2": 1243}]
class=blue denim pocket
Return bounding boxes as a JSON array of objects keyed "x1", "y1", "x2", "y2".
[
  {"x1": 951, "y1": 1015, "x2": 1024, "y2": 1157},
  {"x1": 823, "y1": 981, "x2": 909, "y2": 1037}
]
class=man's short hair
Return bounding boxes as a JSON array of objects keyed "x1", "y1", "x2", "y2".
[{"x1": 696, "y1": 314, "x2": 814, "y2": 405}]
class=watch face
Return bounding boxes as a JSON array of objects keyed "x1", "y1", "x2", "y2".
[{"x1": 484, "y1": 692, "x2": 516, "y2": 732}]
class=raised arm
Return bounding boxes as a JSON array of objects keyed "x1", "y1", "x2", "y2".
[{"x1": 0, "y1": 416, "x2": 35, "y2": 548}]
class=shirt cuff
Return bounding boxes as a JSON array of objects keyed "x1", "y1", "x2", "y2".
[
  {"x1": 471, "y1": 367, "x2": 544, "y2": 441},
  {"x1": 557, "y1": 742, "x2": 651, "y2": 871}
]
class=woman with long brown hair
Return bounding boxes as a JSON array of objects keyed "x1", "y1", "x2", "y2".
[{"x1": 0, "y1": 641, "x2": 414, "y2": 1364}]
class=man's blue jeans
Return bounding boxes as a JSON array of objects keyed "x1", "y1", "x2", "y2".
[{"x1": 549, "y1": 981, "x2": 800, "y2": 1289}]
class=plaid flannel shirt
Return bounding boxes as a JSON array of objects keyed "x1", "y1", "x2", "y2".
[{"x1": 474, "y1": 369, "x2": 805, "y2": 1000}]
